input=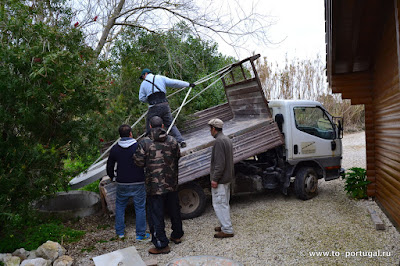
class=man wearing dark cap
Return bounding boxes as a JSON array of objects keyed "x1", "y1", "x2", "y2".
[
  {"x1": 208, "y1": 118, "x2": 235, "y2": 238},
  {"x1": 133, "y1": 116, "x2": 183, "y2": 254},
  {"x1": 139, "y1": 69, "x2": 195, "y2": 148}
]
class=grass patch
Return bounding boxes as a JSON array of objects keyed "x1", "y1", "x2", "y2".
[
  {"x1": 81, "y1": 246, "x2": 96, "y2": 253},
  {"x1": 0, "y1": 220, "x2": 85, "y2": 253}
]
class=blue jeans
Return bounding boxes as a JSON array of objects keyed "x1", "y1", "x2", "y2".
[
  {"x1": 115, "y1": 183, "x2": 147, "y2": 237},
  {"x1": 147, "y1": 191, "x2": 184, "y2": 249}
]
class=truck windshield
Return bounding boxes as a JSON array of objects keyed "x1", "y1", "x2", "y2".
[{"x1": 294, "y1": 107, "x2": 335, "y2": 139}]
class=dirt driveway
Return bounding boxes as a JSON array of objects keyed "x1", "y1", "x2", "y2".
[
  {"x1": 66, "y1": 131, "x2": 399, "y2": 265},
  {"x1": 341, "y1": 130, "x2": 366, "y2": 169}
]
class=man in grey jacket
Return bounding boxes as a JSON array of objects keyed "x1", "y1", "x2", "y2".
[
  {"x1": 139, "y1": 69, "x2": 195, "y2": 148},
  {"x1": 208, "y1": 118, "x2": 235, "y2": 238}
]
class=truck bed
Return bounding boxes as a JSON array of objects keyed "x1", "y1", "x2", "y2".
[
  {"x1": 178, "y1": 111, "x2": 283, "y2": 184},
  {"x1": 181, "y1": 115, "x2": 273, "y2": 154},
  {"x1": 177, "y1": 54, "x2": 284, "y2": 184}
]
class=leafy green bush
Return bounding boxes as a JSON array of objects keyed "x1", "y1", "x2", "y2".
[
  {"x1": 64, "y1": 155, "x2": 101, "y2": 193},
  {"x1": 0, "y1": 0, "x2": 108, "y2": 228},
  {"x1": 79, "y1": 180, "x2": 100, "y2": 193},
  {"x1": 341, "y1": 167, "x2": 370, "y2": 199}
]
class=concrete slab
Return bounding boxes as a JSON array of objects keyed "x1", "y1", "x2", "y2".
[
  {"x1": 92, "y1": 246, "x2": 146, "y2": 266},
  {"x1": 167, "y1": 255, "x2": 243, "y2": 265},
  {"x1": 34, "y1": 191, "x2": 101, "y2": 220},
  {"x1": 367, "y1": 207, "x2": 386, "y2": 230}
]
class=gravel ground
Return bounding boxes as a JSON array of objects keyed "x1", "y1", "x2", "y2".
[{"x1": 65, "y1": 131, "x2": 400, "y2": 265}]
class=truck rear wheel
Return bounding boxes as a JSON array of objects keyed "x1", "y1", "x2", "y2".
[
  {"x1": 294, "y1": 167, "x2": 318, "y2": 200},
  {"x1": 178, "y1": 182, "x2": 206, "y2": 220}
]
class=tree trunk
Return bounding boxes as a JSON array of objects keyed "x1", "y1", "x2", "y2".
[{"x1": 95, "y1": 0, "x2": 125, "y2": 56}]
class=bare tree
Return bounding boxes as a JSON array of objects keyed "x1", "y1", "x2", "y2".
[
  {"x1": 256, "y1": 55, "x2": 328, "y2": 100},
  {"x1": 69, "y1": 0, "x2": 276, "y2": 57}
]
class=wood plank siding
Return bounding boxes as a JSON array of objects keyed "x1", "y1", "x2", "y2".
[
  {"x1": 373, "y1": 6, "x2": 400, "y2": 227},
  {"x1": 326, "y1": 0, "x2": 400, "y2": 228}
]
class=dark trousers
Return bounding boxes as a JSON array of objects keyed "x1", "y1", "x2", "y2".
[
  {"x1": 146, "y1": 103, "x2": 184, "y2": 143},
  {"x1": 147, "y1": 191, "x2": 184, "y2": 249}
]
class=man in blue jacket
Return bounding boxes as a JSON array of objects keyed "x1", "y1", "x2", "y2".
[
  {"x1": 139, "y1": 68, "x2": 195, "y2": 148},
  {"x1": 106, "y1": 124, "x2": 150, "y2": 241}
]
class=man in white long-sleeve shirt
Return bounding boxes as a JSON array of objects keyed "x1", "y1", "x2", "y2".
[{"x1": 139, "y1": 69, "x2": 195, "y2": 148}]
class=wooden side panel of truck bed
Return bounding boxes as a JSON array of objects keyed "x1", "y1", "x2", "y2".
[{"x1": 178, "y1": 55, "x2": 284, "y2": 184}]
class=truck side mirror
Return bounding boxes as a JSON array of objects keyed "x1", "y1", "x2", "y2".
[
  {"x1": 275, "y1": 114, "x2": 284, "y2": 132},
  {"x1": 338, "y1": 120, "x2": 343, "y2": 139},
  {"x1": 333, "y1": 116, "x2": 344, "y2": 139}
]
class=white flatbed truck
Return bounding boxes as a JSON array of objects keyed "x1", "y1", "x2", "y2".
[{"x1": 69, "y1": 54, "x2": 343, "y2": 219}]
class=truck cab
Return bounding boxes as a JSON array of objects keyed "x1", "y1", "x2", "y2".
[
  {"x1": 264, "y1": 100, "x2": 343, "y2": 199},
  {"x1": 270, "y1": 100, "x2": 342, "y2": 178}
]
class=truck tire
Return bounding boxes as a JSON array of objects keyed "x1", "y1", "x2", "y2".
[
  {"x1": 294, "y1": 167, "x2": 318, "y2": 200},
  {"x1": 178, "y1": 182, "x2": 206, "y2": 220}
]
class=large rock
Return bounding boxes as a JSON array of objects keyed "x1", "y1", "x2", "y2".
[
  {"x1": 20, "y1": 258, "x2": 51, "y2": 266},
  {"x1": 35, "y1": 241, "x2": 66, "y2": 262},
  {"x1": 3, "y1": 255, "x2": 20, "y2": 266},
  {"x1": 0, "y1": 253, "x2": 12, "y2": 263},
  {"x1": 27, "y1": 250, "x2": 38, "y2": 260},
  {"x1": 53, "y1": 255, "x2": 73, "y2": 266},
  {"x1": 12, "y1": 248, "x2": 30, "y2": 261}
]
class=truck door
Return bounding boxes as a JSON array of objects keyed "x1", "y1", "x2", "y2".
[{"x1": 289, "y1": 106, "x2": 342, "y2": 161}]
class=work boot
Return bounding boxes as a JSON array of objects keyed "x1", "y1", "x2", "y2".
[
  {"x1": 148, "y1": 246, "x2": 171, "y2": 254},
  {"x1": 170, "y1": 237, "x2": 182, "y2": 244},
  {"x1": 180, "y1": 141, "x2": 187, "y2": 148},
  {"x1": 214, "y1": 226, "x2": 221, "y2": 232},
  {"x1": 214, "y1": 231, "x2": 234, "y2": 238}
]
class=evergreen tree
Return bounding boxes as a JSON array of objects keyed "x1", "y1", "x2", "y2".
[{"x1": 0, "y1": 0, "x2": 108, "y2": 225}]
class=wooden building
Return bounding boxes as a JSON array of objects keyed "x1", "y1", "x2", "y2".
[{"x1": 325, "y1": 0, "x2": 400, "y2": 229}]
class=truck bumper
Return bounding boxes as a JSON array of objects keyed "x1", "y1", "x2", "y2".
[{"x1": 325, "y1": 167, "x2": 343, "y2": 181}]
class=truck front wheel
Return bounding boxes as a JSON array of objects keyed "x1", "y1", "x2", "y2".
[
  {"x1": 178, "y1": 182, "x2": 206, "y2": 219},
  {"x1": 294, "y1": 167, "x2": 318, "y2": 200}
]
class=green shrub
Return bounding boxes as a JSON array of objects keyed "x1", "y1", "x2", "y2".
[
  {"x1": 65, "y1": 155, "x2": 100, "y2": 193},
  {"x1": 79, "y1": 180, "x2": 100, "y2": 193},
  {"x1": 341, "y1": 167, "x2": 370, "y2": 199},
  {"x1": 0, "y1": 0, "x2": 107, "y2": 228}
]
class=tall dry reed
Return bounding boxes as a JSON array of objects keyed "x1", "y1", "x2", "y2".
[{"x1": 255, "y1": 55, "x2": 364, "y2": 132}]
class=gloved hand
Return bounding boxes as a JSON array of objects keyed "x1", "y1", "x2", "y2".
[{"x1": 189, "y1": 83, "x2": 196, "y2": 88}]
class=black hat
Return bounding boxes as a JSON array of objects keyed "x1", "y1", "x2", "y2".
[{"x1": 139, "y1": 68, "x2": 151, "y2": 79}]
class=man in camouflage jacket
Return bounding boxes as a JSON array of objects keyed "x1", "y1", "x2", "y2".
[{"x1": 133, "y1": 116, "x2": 183, "y2": 254}]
